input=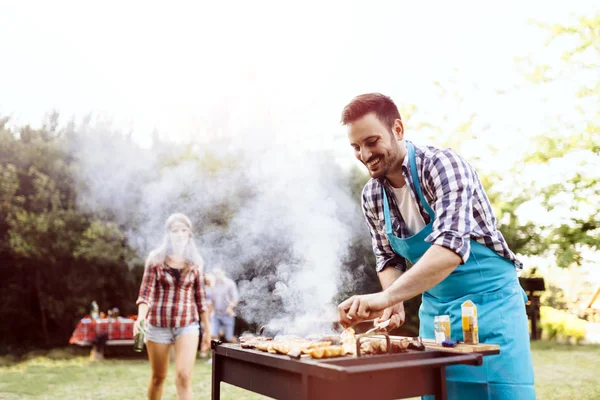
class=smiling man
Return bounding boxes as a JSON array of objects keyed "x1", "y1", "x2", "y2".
[{"x1": 337, "y1": 93, "x2": 535, "y2": 399}]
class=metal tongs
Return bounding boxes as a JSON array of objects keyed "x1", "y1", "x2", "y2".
[{"x1": 364, "y1": 319, "x2": 391, "y2": 335}]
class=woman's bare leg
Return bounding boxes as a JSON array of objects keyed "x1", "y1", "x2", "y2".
[
  {"x1": 147, "y1": 341, "x2": 171, "y2": 400},
  {"x1": 174, "y1": 333, "x2": 199, "y2": 400}
]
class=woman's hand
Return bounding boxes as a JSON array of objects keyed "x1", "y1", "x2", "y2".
[
  {"x1": 133, "y1": 318, "x2": 146, "y2": 335},
  {"x1": 338, "y1": 291, "x2": 393, "y2": 328}
]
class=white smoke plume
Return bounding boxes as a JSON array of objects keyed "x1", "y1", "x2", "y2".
[{"x1": 69, "y1": 111, "x2": 368, "y2": 335}]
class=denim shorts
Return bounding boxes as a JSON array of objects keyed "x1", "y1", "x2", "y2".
[{"x1": 146, "y1": 321, "x2": 199, "y2": 344}]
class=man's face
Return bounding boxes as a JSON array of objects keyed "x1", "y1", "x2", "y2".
[{"x1": 347, "y1": 113, "x2": 403, "y2": 179}]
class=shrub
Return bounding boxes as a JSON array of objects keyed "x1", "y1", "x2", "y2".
[{"x1": 540, "y1": 306, "x2": 587, "y2": 343}]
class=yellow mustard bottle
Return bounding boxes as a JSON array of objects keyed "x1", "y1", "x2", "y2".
[{"x1": 461, "y1": 300, "x2": 479, "y2": 344}]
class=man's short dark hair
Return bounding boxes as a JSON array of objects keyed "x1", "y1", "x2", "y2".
[{"x1": 341, "y1": 93, "x2": 402, "y2": 132}]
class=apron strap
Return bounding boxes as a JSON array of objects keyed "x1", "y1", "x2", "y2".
[
  {"x1": 382, "y1": 187, "x2": 394, "y2": 236},
  {"x1": 407, "y1": 141, "x2": 435, "y2": 220},
  {"x1": 382, "y1": 141, "x2": 435, "y2": 234}
]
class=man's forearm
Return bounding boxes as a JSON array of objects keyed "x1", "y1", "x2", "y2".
[
  {"x1": 378, "y1": 265, "x2": 403, "y2": 290},
  {"x1": 385, "y1": 245, "x2": 461, "y2": 304}
]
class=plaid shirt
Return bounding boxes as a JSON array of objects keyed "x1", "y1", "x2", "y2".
[
  {"x1": 136, "y1": 263, "x2": 206, "y2": 328},
  {"x1": 362, "y1": 141, "x2": 522, "y2": 272}
]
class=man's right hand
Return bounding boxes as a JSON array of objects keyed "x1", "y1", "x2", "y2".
[
  {"x1": 374, "y1": 302, "x2": 405, "y2": 331},
  {"x1": 133, "y1": 318, "x2": 145, "y2": 335},
  {"x1": 338, "y1": 291, "x2": 391, "y2": 328},
  {"x1": 226, "y1": 305, "x2": 235, "y2": 316}
]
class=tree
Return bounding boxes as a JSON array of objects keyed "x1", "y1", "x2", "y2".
[
  {"x1": 0, "y1": 117, "x2": 141, "y2": 349},
  {"x1": 518, "y1": 14, "x2": 600, "y2": 268}
]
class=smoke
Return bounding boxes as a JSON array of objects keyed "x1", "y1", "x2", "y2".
[
  {"x1": 70, "y1": 113, "x2": 368, "y2": 335},
  {"x1": 228, "y1": 147, "x2": 360, "y2": 335}
]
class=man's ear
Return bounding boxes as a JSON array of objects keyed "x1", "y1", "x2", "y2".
[{"x1": 393, "y1": 119, "x2": 404, "y2": 141}]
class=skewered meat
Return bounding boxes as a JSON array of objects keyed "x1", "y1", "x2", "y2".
[
  {"x1": 240, "y1": 335, "x2": 272, "y2": 343},
  {"x1": 240, "y1": 329, "x2": 409, "y2": 359},
  {"x1": 360, "y1": 337, "x2": 409, "y2": 355},
  {"x1": 240, "y1": 336, "x2": 273, "y2": 349},
  {"x1": 307, "y1": 345, "x2": 345, "y2": 359},
  {"x1": 340, "y1": 328, "x2": 357, "y2": 355}
]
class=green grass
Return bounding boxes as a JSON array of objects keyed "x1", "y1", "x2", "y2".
[
  {"x1": 0, "y1": 342, "x2": 598, "y2": 399},
  {"x1": 531, "y1": 341, "x2": 600, "y2": 400},
  {"x1": 0, "y1": 348, "x2": 261, "y2": 400}
]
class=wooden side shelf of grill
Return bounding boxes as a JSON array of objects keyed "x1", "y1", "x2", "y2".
[{"x1": 389, "y1": 336, "x2": 500, "y2": 355}]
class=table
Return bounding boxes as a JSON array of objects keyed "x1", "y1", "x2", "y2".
[
  {"x1": 70, "y1": 317, "x2": 135, "y2": 360},
  {"x1": 69, "y1": 317, "x2": 135, "y2": 345}
]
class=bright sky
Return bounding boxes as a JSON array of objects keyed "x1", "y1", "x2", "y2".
[{"x1": 1, "y1": 1, "x2": 596, "y2": 158}]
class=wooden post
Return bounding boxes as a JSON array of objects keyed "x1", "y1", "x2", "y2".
[
  {"x1": 519, "y1": 277, "x2": 546, "y2": 340},
  {"x1": 530, "y1": 295, "x2": 541, "y2": 340}
]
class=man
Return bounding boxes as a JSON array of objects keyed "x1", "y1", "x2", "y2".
[
  {"x1": 337, "y1": 93, "x2": 535, "y2": 399},
  {"x1": 210, "y1": 268, "x2": 239, "y2": 343}
]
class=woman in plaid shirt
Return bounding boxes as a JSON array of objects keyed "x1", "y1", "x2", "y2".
[
  {"x1": 337, "y1": 93, "x2": 535, "y2": 399},
  {"x1": 134, "y1": 213, "x2": 210, "y2": 400}
]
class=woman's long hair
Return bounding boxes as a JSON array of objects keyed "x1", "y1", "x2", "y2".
[{"x1": 145, "y1": 213, "x2": 204, "y2": 271}]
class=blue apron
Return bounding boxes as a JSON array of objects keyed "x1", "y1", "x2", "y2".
[{"x1": 382, "y1": 142, "x2": 536, "y2": 399}]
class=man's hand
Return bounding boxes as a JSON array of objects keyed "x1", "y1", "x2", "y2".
[
  {"x1": 226, "y1": 305, "x2": 235, "y2": 316},
  {"x1": 374, "y1": 302, "x2": 405, "y2": 331},
  {"x1": 202, "y1": 329, "x2": 211, "y2": 346},
  {"x1": 338, "y1": 291, "x2": 392, "y2": 328}
]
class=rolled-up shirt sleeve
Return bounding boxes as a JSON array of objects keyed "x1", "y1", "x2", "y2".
[
  {"x1": 424, "y1": 149, "x2": 475, "y2": 264},
  {"x1": 136, "y1": 264, "x2": 157, "y2": 307},
  {"x1": 362, "y1": 185, "x2": 408, "y2": 273}
]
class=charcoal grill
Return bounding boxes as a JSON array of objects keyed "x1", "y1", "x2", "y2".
[{"x1": 211, "y1": 339, "x2": 498, "y2": 400}]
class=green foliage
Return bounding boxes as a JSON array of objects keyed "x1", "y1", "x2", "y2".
[
  {"x1": 518, "y1": 14, "x2": 600, "y2": 267},
  {"x1": 540, "y1": 306, "x2": 587, "y2": 343},
  {"x1": 0, "y1": 117, "x2": 141, "y2": 350},
  {"x1": 74, "y1": 220, "x2": 140, "y2": 267},
  {"x1": 541, "y1": 284, "x2": 569, "y2": 311}
]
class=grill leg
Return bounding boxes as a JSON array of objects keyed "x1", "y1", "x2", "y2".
[
  {"x1": 434, "y1": 367, "x2": 447, "y2": 400},
  {"x1": 211, "y1": 352, "x2": 220, "y2": 400}
]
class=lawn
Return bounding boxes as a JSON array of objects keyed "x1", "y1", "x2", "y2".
[{"x1": 0, "y1": 342, "x2": 598, "y2": 399}]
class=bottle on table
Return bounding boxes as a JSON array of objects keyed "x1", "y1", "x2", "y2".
[
  {"x1": 461, "y1": 300, "x2": 479, "y2": 344},
  {"x1": 90, "y1": 301, "x2": 99, "y2": 320},
  {"x1": 434, "y1": 315, "x2": 451, "y2": 344}
]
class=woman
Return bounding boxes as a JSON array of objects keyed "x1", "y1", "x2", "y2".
[{"x1": 134, "y1": 213, "x2": 211, "y2": 400}]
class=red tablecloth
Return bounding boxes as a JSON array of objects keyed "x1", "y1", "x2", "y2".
[{"x1": 69, "y1": 317, "x2": 135, "y2": 345}]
